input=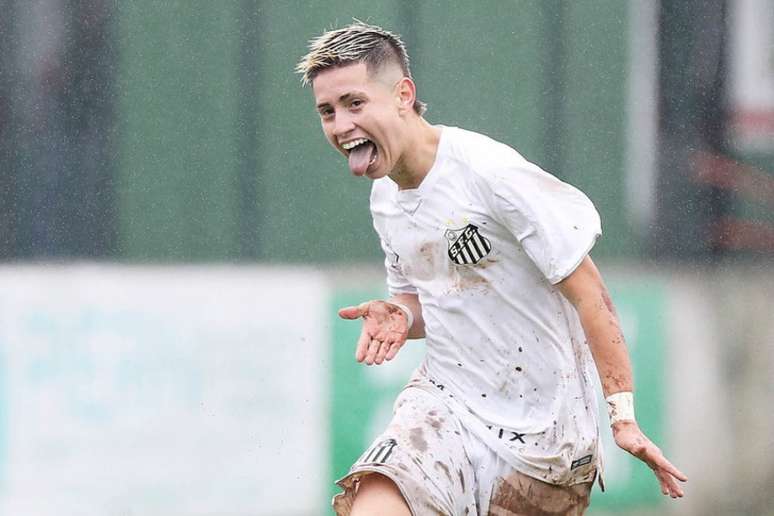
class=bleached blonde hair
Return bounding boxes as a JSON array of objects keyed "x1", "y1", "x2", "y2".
[{"x1": 296, "y1": 21, "x2": 427, "y2": 115}]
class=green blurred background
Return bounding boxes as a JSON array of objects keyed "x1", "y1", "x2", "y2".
[
  {"x1": 114, "y1": 0, "x2": 631, "y2": 263},
  {"x1": 4, "y1": 0, "x2": 771, "y2": 264}
]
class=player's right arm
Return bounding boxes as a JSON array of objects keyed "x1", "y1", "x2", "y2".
[{"x1": 338, "y1": 293, "x2": 424, "y2": 365}]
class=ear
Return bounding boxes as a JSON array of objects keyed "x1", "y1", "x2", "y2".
[{"x1": 395, "y1": 77, "x2": 416, "y2": 114}]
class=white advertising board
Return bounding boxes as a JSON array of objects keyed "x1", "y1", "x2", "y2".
[{"x1": 0, "y1": 265, "x2": 329, "y2": 516}]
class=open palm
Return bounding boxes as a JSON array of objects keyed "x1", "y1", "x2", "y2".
[{"x1": 338, "y1": 300, "x2": 410, "y2": 365}]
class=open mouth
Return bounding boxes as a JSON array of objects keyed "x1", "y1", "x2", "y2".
[{"x1": 342, "y1": 138, "x2": 378, "y2": 176}]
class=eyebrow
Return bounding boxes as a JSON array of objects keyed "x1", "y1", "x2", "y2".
[{"x1": 316, "y1": 91, "x2": 366, "y2": 111}]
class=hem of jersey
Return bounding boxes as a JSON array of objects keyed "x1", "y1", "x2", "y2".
[
  {"x1": 548, "y1": 230, "x2": 601, "y2": 285},
  {"x1": 403, "y1": 383, "x2": 563, "y2": 484},
  {"x1": 388, "y1": 287, "x2": 418, "y2": 296},
  {"x1": 404, "y1": 380, "x2": 599, "y2": 487},
  {"x1": 333, "y1": 466, "x2": 418, "y2": 516}
]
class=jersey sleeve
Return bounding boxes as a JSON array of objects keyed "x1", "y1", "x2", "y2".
[
  {"x1": 487, "y1": 162, "x2": 602, "y2": 284},
  {"x1": 379, "y1": 236, "x2": 417, "y2": 296},
  {"x1": 369, "y1": 181, "x2": 417, "y2": 296}
]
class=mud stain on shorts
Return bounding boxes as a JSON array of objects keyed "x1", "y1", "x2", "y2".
[
  {"x1": 409, "y1": 427, "x2": 428, "y2": 452},
  {"x1": 489, "y1": 471, "x2": 591, "y2": 516},
  {"x1": 425, "y1": 414, "x2": 445, "y2": 439}
]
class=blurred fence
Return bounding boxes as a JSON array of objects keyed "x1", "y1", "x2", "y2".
[{"x1": 2, "y1": 0, "x2": 771, "y2": 263}]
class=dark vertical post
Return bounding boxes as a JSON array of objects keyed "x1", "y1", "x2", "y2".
[
  {"x1": 64, "y1": 0, "x2": 117, "y2": 258},
  {"x1": 0, "y1": 0, "x2": 18, "y2": 259},
  {"x1": 540, "y1": 0, "x2": 567, "y2": 179},
  {"x1": 398, "y1": 0, "x2": 419, "y2": 66},
  {"x1": 237, "y1": 0, "x2": 261, "y2": 260},
  {"x1": 655, "y1": 0, "x2": 730, "y2": 257}
]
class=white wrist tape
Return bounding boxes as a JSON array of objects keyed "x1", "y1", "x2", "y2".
[
  {"x1": 606, "y1": 391, "x2": 635, "y2": 425},
  {"x1": 390, "y1": 302, "x2": 414, "y2": 330}
]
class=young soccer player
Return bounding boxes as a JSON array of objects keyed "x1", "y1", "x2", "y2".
[{"x1": 297, "y1": 21, "x2": 687, "y2": 515}]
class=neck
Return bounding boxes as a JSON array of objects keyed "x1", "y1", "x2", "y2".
[{"x1": 389, "y1": 117, "x2": 441, "y2": 190}]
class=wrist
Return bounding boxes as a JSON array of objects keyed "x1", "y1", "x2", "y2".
[
  {"x1": 606, "y1": 391, "x2": 635, "y2": 426},
  {"x1": 389, "y1": 301, "x2": 414, "y2": 330}
]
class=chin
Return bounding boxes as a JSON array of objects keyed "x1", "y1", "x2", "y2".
[{"x1": 366, "y1": 167, "x2": 389, "y2": 180}]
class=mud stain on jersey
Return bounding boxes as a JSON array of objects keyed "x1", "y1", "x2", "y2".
[
  {"x1": 409, "y1": 427, "x2": 428, "y2": 452},
  {"x1": 478, "y1": 257, "x2": 500, "y2": 269},
  {"x1": 458, "y1": 469, "x2": 466, "y2": 491},
  {"x1": 445, "y1": 266, "x2": 489, "y2": 294},
  {"x1": 414, "y1": 241, "x2": 439, "y2": 280},
  {"x1": 419, "y1": 242, "x2": 437, "y2": 266}
]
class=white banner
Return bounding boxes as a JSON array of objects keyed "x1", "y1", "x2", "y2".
[{"x1": 0, "y1": 265, "x2": 329, "y2": 516}]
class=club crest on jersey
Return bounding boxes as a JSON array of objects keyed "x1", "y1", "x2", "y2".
[{"x1": 445, "y1": 224, "x2": 492, "y2": 265}]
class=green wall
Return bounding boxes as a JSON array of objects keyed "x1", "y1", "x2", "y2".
[{"x1": 116, "y1": 0, "x2": 632, "y2": 262}]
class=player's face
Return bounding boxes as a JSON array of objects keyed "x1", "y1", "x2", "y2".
[{"x1": 312, "y1": 62, "x2": 405, "y2": 180}]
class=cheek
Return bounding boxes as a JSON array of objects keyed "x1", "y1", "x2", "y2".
[{"x1": 322, "y1": 126, "x2": 337, "y2": 146}]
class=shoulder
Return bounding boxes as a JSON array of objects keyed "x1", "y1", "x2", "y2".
[
  {"x1": 444, "y1": 128, "x2": 596, "y2": 220},
  {"x1": 442, "y1": 127, "x2": 554, "y2": 202},
  {"x1": 442, "y1": 127, "x2": 532, "y2": 184}
]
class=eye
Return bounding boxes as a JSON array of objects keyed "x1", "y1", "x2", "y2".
[
  {"x1": 350, "y1": 99, "x2": 364, "y2": 109},
  {"x1": 318, "y1": 107, "x2": 334, "y2": 120}
]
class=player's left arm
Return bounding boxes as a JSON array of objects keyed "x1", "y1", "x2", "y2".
[{"x1": 557, "y1": 256, "x2": 688, "y2": 499}]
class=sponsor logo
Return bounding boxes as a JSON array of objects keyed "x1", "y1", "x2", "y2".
[
  {"x1": 445, "y1": 224, "x2": 492, "y2": 265},
  {"x1": 487, "y1": 425, "x2": 526, "y2": 444},
  {"x1": 361, "y1": 438, "x2": 397, "y2": 464},
  {"x1": 571, "y1": 454, "x2": 593, "y2": 470}
]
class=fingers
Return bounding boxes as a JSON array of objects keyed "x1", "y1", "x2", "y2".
[
  {"x1": 655, "y1": 457, "x2": 688, "y2": 483},
  {"x1": 656, "y1": 469, "x2": 685, "y2": 498},
  {"x1": 354, "y1": 328, "x2": 371, "y2": 362},
  {"x1": 338, "y1": 302, "x2": 370, "y2": 320},
  {"x1": 374, "y1": 337, "x2": 392, "y2": 364},
  {"x1": 614, "y1": 423, "x2": 687, "y2": 499},
  {"x1": 645, "y1": 448, "x2": 687, "y2": 498},
  {"x1": 385, "y1": 339, "x2": 404, "y2": 361},
  {"x1": 364, "y1": 337, "x2": 389, "y2": 365}
]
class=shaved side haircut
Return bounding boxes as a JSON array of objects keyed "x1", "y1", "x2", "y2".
[{"x1": 296, "y1": 21, "x2": 427, "y2": 115}]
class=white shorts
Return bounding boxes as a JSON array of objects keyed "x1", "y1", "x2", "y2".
[{"x1": 333, "y1": 387, "x2": 593, "y2": 515}]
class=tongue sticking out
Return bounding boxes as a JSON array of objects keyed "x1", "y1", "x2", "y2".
[{"x1": 348, "y1": 142, "x2": 376, "y2": 176}]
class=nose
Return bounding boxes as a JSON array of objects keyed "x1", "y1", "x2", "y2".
[{"x1": 333, "y1": 111, "x2": 355, "y2": 137}]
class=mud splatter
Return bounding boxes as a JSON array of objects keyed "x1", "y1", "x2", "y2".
[
  {"x1": 409, "y1": 427, "x2": 428, "y2": 452},
  {"x1": 447, "y1": 267, "x2": 490, "y2": 294},
  {"x1": 425, "y1": 415, "x2": 444, "y2": 439},
  {"x1": 458, "y1": 469, "x2": 466, "y2": 491},
  {"x1": 434, "y1": 461, "x2": 453, "y2": 483},
  {"x1": 478, "y1": 257, "x2": 500, "y2": 269}
]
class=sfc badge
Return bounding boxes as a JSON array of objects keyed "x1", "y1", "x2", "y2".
[{"x1": 445, "y1": 224, "x2": 492, "y2": 265}]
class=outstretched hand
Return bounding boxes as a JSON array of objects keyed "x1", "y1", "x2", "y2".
[
  {"x1": 612, "y1": 421, "x2": 688, "y2": 498},
  {"x1": 338, "y1": 300, "x2": 410, "y2": 365}
]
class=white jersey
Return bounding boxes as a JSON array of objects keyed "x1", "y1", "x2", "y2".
[{"x1": 370, "y1": 126, "x2": 603, "y2": 485}]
